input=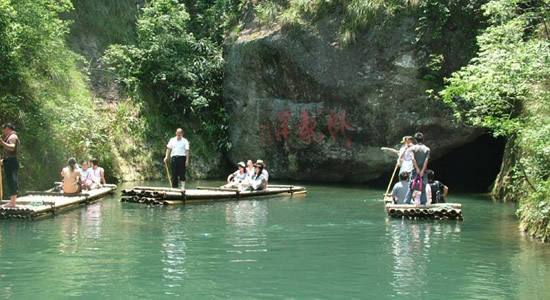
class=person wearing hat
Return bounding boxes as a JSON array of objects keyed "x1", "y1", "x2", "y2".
[
  {"x1": 1, "y1": 123, "x2": 20, "y2": 207},
  {"x1": 398, "y1": 136, "x2": 415, "y2": 176},
  {"x1": 249, "y1": 161, "x2": 268, "y2": 191},
  {"x1": 255, "y1": 159, "x2": 269, "y2": 183},
  {"x1": 222, "y1": 161, "x2": 248, "y2": 189}
]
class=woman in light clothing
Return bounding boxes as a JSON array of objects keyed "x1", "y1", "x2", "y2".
[
  {"x1": 61, "y1": 158, "x2": 81, "y2": 194},
  {"x1": 412, "y1": 184, "x2": 431, "y2": 206},
  {"x1": 80, "y1": 160, "x2": 93, "y2": 190},
  {"x1": 398, "y1": 136, "x2": 415, "y2": 175},
  {"x1": 89, "y1": 158, "x2": 106, "y2": 189},
  {"x1": 222, "y1": 162, "x2": 248, "y2": 189},
  {"x1": 246, "y1": 160, "x2": 255, "y2": 177},
  {"x1": 249, "y1": 163, "x2": 268, "y2": 191}
]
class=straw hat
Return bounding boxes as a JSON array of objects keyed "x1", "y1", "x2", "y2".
[
  {"x1": 237, "y1": 161, "x2": 246, "y2": 168},
  {"x1": 401, "y1": 136, "x2": 413, "y2": 144},
  {"x1": 255, "y1": 159, "x2": 264, "y2": 167}
]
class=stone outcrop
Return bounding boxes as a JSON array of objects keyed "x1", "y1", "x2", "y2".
[{"x1": 224, "y1": 16, "x2": 480, "y2": 182}]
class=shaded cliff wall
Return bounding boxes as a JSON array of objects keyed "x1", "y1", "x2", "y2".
[{"x1": 224, "y1": 6, "x2": 484, "y2": 182}]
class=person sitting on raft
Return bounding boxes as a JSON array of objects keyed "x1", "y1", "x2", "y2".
[
  {"x1": 80, "y1": 160, "x2": 93, "y2": 191},
  {"x1": 411, "y1": 179, "x2": 431, "y2": 206},
  {"x1": 255, "y1": 159, "x2": 269, "y2": 183},
  {"x1": 89, "y1": 158, "x2": 106, "y2": 188},
  {"x1": 391, "y1": 171, "x2": 410, "y2": 204},
  {"x1": 249, "y1": 161, "x2": 268, "y2": 191},
  {"x1": 426, "y1": 169, "x2": 448, "y2": 203},
  {"x1": 246, "y1": 160, "x2": 255, "y2": 176},
  {"x1": 222, "y1": 161, "x2": 248, "y2": 189},
  {"x1": 61, "y1": 158, "x2": 81, "y2": 194}
]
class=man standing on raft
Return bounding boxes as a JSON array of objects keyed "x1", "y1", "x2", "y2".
[
  {"x1": 164, "y1": 128, "x2": 190, "y2": 190},
  {"x1": 1, "y1": 123, "x2": 20, "y2": 207}
]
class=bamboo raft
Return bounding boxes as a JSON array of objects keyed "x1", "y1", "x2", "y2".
[
  {"x1": 384, "y1": 195, "x2": 463, "y2": 220},
  {"x1": 120, "y1": 185, "x2": 307, "y2": 205},
  {"x1": 0, "y1": 184, "x2": 117, "y2": 220}
]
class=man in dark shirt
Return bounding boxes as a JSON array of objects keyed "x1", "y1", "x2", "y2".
[
  {"x1": 426, "y1": 169, "x2": 448, "y2": 203},
  {"x1": 405, "y1": 132, "x2": 430, "y2": 204},
  {"x1": 1, "y1": 123, "x2": 20, "y2": 207}
]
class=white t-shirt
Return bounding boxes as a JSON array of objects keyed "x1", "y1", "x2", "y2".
[
  {"x1": 167, "y1": 137, "x2": 190, "y2": 157},
  {"x1": 398, "y1": 145, "x2": 414, "y2": 174},
  {"x1": 81, "y1": 168, "x2": 92, "y2": 183},
  {"x1": 90, "y1": 167, "x2": 104, "y2": 184}
]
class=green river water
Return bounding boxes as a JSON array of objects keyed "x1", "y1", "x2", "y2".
[{"x1": 1, "y1": 181, "x2": 549, "y2": 299}]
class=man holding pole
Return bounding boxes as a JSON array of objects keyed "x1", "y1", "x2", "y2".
[
  {"x1": 1, "y1": 123, "x2": 20, "y2": 207},
  {"x1": 164, "y1": 128, "x2": 190, "y2": 190}
]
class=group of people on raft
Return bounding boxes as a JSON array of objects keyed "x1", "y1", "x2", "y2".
[
  {"x1": 164, "y1": 128, "x2": 270, "y2": 192},
  {"x1": 390, "y1": 132, "x2": 448, "y2": 205},
  {"x1": 60, "y1": 158, "x2": 107, "y2": 194},
  {"x1": 2, "y1": 123, "x2": 445, "y2": 206},
  {"x1": 222, "y1": 159, "x2": 269, "y2": 191}
]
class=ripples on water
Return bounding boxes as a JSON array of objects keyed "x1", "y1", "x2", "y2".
[{"x1": 0, "y1": 183, "x2": 549, "y2": 299}]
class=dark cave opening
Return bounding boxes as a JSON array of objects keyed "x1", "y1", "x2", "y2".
[
  {"x1": 429, "y1": 134, "x2": 507, "y2": 192},
  {"x1": 370, "y1": 134, "x2": 507, "y2": 193}
]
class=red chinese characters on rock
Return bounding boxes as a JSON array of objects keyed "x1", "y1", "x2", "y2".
[
  {"x1": 298, "y1": 110, "x2": 325, "y2": 144},
  {"x1": 327, "y1": 110, "x2": 353, "y2": 148},
  {"x1": 258, "y1": 108, "x2": 354, "y2": 148}
]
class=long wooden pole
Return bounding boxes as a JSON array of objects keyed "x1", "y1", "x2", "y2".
[
  {"x1": 164, "y1": 160, "x2": 173, "y2": 188},
  {"x1": 384, "y1": 161, "x2": 399, "y2": 196}
]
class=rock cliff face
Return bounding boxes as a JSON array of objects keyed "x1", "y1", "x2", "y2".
[{"x1": 224, "y1": 16, "x2": 480, "y2": 182}]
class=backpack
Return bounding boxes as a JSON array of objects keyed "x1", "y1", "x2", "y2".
[{"x1": 410, "y1": 174, "x2": 423, "y2": 192}]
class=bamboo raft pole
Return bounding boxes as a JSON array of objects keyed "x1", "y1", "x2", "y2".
[
  {"x1": 0, "y1": 184, "x2": 117, "y2": 220},
  {"x1": 121, "y1": 185, "x2": 307, "y2": 206}
]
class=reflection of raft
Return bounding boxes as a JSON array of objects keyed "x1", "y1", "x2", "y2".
[
  {"x1": 121, "y1": 185, "x2": 307, "y2": 205},
  {"x1": 384, "y1": 195, "x2": 463, "y2": 220},
  {"x1": 0, "y1": 184, "x2": 117, "y2": 220}
]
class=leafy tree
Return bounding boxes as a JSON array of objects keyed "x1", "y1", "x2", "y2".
[
  {"x1": 440, "y1": 0, "x2": 549, "y2": 240},
  {"x1": 103, "y1": 0, "x2": 231, "y2": 151}
]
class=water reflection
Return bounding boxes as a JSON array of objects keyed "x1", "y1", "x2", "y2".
[
  {"x1": 224, "y1": 200, "x2": 268, "y2": 263},
  {"x1": 387, "y1": 219, "x2": 462, "y2": 297},
  {"x1": 82, "y1": 202, "x2": 102, "y2": 240},
  {"x1": 161, "y1": 208, "x2": 188, "y2": 296}
]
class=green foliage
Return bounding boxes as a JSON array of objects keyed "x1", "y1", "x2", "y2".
[
  {"x1": 103, "y1": 0, "x2": 234, "y2": 161},
  {"x1": 440, "y1": 0, "x2": 549, "y2": 136},
  {"x1": 0, "y1": 0, "x2": 120, "y2": 190},
  {"x1": 254, "y1": 0, "x2": 413, "y2": 45},
  {"x1": 440, "y1": 0, "x2": 550, "y2": 240}
]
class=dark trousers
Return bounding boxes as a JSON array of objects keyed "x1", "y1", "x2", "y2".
[
  {"x1": 3, "y1": 157, "x2": 19, "y2": 197},
  {"x1": 171, "y1": 156, "x2": 186, "y2": 188}
]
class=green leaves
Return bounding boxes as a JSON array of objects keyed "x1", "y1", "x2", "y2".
[
  {"x1": 102, "y1": 0, "x2": 231, "y2": 152},
  {"x1": 440, "y1": 0, "x2": 549, "y2": 241}
]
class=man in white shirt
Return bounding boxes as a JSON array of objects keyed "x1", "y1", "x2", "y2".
[{"x1": 164, "y1": 128, "x2": 190, "y2": 190}]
